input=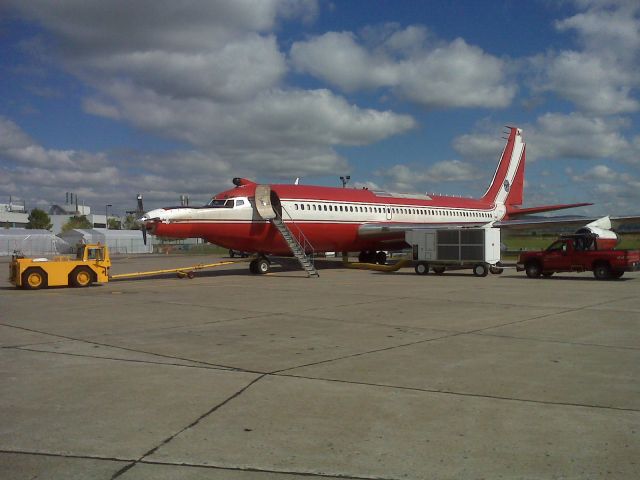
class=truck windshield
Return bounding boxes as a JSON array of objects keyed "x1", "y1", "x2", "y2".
[{"x1": 546, "y1": 241, "x2": 567, "y2": 253}]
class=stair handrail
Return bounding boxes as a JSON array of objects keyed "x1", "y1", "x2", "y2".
[{"x1": 278, "y1": 205, "x2": 315, "y2": 267}]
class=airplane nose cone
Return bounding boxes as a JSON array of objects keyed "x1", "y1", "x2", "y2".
[{"x1": 140, "y1": 208, "x2": 165, "y2": 222}]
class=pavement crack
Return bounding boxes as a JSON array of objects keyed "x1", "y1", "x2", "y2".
[
  {"x1": 0, "y1": 321, "x2": 265, "y2": 374},
  {"x1": 274, "y1": 373, "x2": 640, "y2": 413},
  {"x1": 138, "y1": 458, "x2": 402, "y2": 479},
  {"x1": 271, "y1": 331, "x2": 465, "y2": 374},
  {"x1": 111, "y1": 374, "x2": 268, "y2": 479}
]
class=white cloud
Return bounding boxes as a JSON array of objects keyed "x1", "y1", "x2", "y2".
[
  {"x1": 570, "y1": 163, "x2": 640, "y2": 211},
  {"x1": 531, "y1": 1, "x2": 640, "y2": 114},
  {"x1": 528, "y1": 113, "x2": 631, "y2": 160},
  {"x1": 454, "y1": 114, "x2": 634, "y2": 163},
  {"x1": 453, "y1": 132, "x2": 506, "y2": 162},
  {"x1": 378, "y1": 160, "x2": 479, "y2": 192},
  {"x1": 290, "y1": 26, "x2": 516, "y2": 109},
  {"x1": 4, "y1": 0, "x2": 421, "y2": 208},
  {"x1": 533, "y1": 51, "x2": 638, "y2": 115}
]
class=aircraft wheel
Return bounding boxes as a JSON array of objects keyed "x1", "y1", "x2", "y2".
[
  {"x1": 414, "y1": 262, "x2": 429, "y2": 275},
  {"x1": 473, "y1": 263, "x2": 489, "y2": 277},
  {"x1": 525, "y1": 262, "x2": 542, "y2": 278},
  {"x1": 255, "y1": 258, "x2": 271, "y2": 275},
  {"x1": 376, "y1": 251, "x2": 387, "y2": 265},
  {"x1": 22, "y1": 267, "x2": 47, "y2": 290},
  {"x1": 432, "y1": 266, "x2": 445, "y2": 275}
]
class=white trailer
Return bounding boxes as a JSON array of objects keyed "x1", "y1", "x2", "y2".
[{"x1": 405, "y1": 227, "x2": 502, "y2": 277}]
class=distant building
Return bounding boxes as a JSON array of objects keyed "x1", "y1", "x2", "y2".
[{"x1": 0, "y1": 203, "x2": 29, "y2": 228}]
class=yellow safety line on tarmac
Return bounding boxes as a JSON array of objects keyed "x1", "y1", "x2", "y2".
[
  {"x1": 341, "y1": 255, "x2": 411, "y2": 272},
  {"x1": 109, "y1": 259, "x2": 246, "y2": 280}
]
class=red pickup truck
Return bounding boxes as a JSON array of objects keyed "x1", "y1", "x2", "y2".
[{"x1": 517, "y1": 234, "x2": 640, "y2": 280}]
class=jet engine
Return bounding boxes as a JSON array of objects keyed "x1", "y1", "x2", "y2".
[{"x1": 575, "y1": 217, "x2": 619, "y2": 249}]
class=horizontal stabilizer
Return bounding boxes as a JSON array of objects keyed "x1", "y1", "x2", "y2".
[{"x1": 506, "y1": 203, "x2": 592, "y2": 218}]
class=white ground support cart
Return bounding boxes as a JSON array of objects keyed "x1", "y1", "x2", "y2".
[{"x1": 405, "y1": 227, "x2": 502, "y2": 277}]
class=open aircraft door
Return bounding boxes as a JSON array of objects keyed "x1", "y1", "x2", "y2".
[
  {"x1": 386, "y1": 206, "x2": 393, "y2": 221},
  {"x1": 254, "y1": 185, "x2": 276, "y2": 220}
]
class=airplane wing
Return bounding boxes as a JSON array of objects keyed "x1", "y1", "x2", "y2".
[
  {"x1": 496, "y1": 215, "x2": 640, "y2": 231},
  {"x1": 358, "y1": 215, "x2": 640, "y2": 239},
  {"x1": 358, "y1": 221, "x2": 488, "y2": 238}
]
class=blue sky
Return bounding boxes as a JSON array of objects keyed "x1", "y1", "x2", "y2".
[{"x1": 1, "y1": 0, "x2": 639, "y2": 216}]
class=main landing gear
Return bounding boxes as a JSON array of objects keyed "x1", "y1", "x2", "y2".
[
  {"x1": 249, "y1": 256, "x2": 271, "y2": 275},
  {"x1": 358, "y1": 250, "x2": 387, "y2": 265}
]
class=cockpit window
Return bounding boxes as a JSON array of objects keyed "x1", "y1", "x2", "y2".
[
  {"x1": 235, "y1": 199, "x2": 245, "y2": 207},
  {"x1": 207, "y1": 199, "x2": 233, "y2": 208}
]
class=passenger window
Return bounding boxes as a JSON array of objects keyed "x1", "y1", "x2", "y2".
[{"x1": 294, "y1": 204, "x2": 298, "y2": 210}]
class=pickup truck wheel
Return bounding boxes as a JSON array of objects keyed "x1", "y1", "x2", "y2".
[
  {"x1": 525, "y1": 262, "x2": 542, "y2": 278},
  {"x1": 593, "y1": 263, "x2": 611, "y2": 280},
  {"x1": 473, "y1": 263, "x2": 489, "y2": 277},
  {"x1": 414, "y1": 262, "x2": 429, "y2": 275},
  {"x1": 22, "y1": 268, "x2": 47, "y2": 290},
  {"x1": 70, "y1": 267, "x2": 94, "y2": 287}
]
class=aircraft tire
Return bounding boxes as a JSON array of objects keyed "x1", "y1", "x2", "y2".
[
  {"x1": 415, "y1": 262, "x2": 429, "y2": 275},
  {"x1": 376, "y1": 251, "x2": 387, "y2": 265},
  {"x1": 256, "y1": 258, "x2": 270, "y2": 275}
]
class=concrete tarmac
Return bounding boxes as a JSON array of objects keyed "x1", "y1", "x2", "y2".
[{"x1": 1, "y1": 255, "x2": 638, "y2": 479}]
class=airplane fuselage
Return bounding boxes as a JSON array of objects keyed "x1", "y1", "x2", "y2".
[{"x1": 146, "y1": 185, "x2": 505, "y2": 255}]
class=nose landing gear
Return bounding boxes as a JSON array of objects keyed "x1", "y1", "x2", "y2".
[{"x1": 249, "y1": 256, "x2": 271, "y2": 274}]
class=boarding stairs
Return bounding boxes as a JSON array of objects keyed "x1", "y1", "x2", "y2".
[{"x1": 271, "y1": 215, "x2": 319, "y2": 278}]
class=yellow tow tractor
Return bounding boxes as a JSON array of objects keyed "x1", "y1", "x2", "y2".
[
  {"x1": 10, "y1": 243, "x2": 239, "y2": 290},
  {"x1": 10, "y1": 243, "x2": 111, "y2": 290}
]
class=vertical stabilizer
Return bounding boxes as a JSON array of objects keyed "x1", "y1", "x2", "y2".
[{"x1": 481, "y1": 127, "x2": 526, "y2": 206}]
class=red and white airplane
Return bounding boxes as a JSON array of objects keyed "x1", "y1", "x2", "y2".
[{"x1": 141, "y1": 127, "x2": 632, "y2": 273}]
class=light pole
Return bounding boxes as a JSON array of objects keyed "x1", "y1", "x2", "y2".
[
  {"x1": 105, "y1": 204, "x2": 112, "y2": 230},
  {"x1": 340, "y1": 175, "x2": 350, "y2": 188}
]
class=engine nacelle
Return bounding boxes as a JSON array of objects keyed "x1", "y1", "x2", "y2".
[{"x1": 575, "y1": 216, "x2": 619, "y2": 249}]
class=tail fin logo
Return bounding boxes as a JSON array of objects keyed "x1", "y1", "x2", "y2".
[{"x1": 503, "y1": 179, "x2": 510, "y2": 192}]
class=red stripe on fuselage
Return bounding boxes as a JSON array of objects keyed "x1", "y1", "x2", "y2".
[{"x1": 154, "y1": 220, "x2": 413, "y2": 254}]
